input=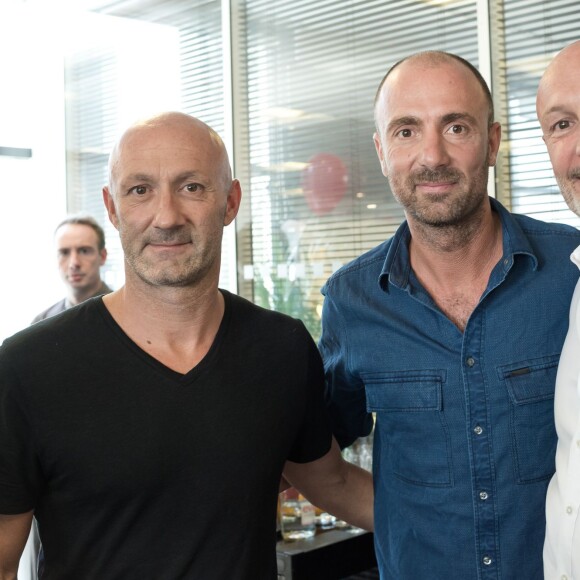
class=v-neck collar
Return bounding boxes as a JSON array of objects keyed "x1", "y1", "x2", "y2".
[{"x1": 95, "y1": 290, "x2": 231, "y2": 384}]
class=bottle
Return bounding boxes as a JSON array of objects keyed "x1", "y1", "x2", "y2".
[{"x1": 279, "y1": 487, "x2": 316, "y2": 540}]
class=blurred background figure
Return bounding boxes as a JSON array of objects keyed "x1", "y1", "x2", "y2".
[
  {"x1": 32, "y1": 215, "x2": 112, "y2": 323},
  {"x1": 21, "y1": 215, "x2": 112, "y2": 579}
]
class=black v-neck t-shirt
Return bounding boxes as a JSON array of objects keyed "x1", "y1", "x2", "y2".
[{"x1": 0, "y1": 291, "x2": 331, "y2": 579}]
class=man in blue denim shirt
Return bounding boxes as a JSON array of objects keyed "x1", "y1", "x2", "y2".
[{"x1": 319, "y1": 51, "x2": 580, "y2": 579}]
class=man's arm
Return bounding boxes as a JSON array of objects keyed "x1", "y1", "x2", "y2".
[
  {"x1": 0, "y1": 511, "x2": 33, "y2": 579},
  {"x1": 282, "y1": 437, "x2": 373, "y2": 531}
]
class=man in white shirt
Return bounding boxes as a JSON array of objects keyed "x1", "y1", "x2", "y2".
[{"x1": 537, "y1": 39, "x2": 580, "y2": 580}]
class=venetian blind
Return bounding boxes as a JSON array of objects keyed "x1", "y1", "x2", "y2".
[
  {"x1": 501, "y1": 0, "x2": 580, "y2": 226},
  {"x1": 234, "y1": 0, "x2": 480, "y2": 339},
  {"x1": 64, "y1": 0, "x2": 229, "y2": 290}
]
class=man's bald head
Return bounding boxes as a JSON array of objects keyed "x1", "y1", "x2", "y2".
[
  {"x1": 374, "y1": 51, "x2": 494, "y2": 133},
  {"x1": 107, "y1": 112, "x2": 232, "y2": 193},
  {"x1": 536, "y1": 40, "x2": 580, "y2": 216}
]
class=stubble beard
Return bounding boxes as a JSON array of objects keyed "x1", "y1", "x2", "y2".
[
  {"x1": 557, "y1": 167, "x2": 580, "y2": 217},
  {"x1": 122, "y1": 226, "x2": 223, "y2": 289},
  {"x1": 390, "y1": 164, "x2": 490, "y2": 232}
]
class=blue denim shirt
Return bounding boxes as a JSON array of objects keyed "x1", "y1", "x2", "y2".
[{"x1": 319, "y1": 199, "x2": 580, "y2": 580}]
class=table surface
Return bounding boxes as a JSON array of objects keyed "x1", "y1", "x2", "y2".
[{"x1": 276, "y1": 527, "x2": 377, "y2": 579}]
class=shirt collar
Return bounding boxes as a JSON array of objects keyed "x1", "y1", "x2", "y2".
[
  {"x1": 570, "y1": 245, "x2": 580, "y2": 270},
  {"x1": 379, "y1": 197, "x2": 538, "y2": 291}
]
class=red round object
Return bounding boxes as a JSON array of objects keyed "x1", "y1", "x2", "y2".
[{"x1": 302, "y1": 153, "x2": 348, "y2": 215}]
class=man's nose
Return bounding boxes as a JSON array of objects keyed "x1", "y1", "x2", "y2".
[
  {"x1": 152, "y1": 187, "x2": 186, "y2": 229},
  {"x1": 418, "y1": 129, "x2": 451, "y2": 169},
  {"x1": 68, "y1": 251, "x2": 81, "y2": 269}
]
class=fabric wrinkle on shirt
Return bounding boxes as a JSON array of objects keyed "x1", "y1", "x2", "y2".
[
  {"x1": 544, "y1": 244, "x2": 580, "y2": 580},
  {"x1": 320, "y1": 198, "x2": 580, "y2": 579}
]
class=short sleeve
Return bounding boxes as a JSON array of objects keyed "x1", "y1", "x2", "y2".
[
  {"x1": 319, "y1": 291, "x2": 373, "y2": 448},
  {"x1": 286, "y1": 331, "x2": 333, "y2": 463}
]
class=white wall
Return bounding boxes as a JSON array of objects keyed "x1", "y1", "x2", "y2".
[
  {"x1": 0, "y1": 6, "x2": 182, "y2": 341},
  {"x1": 0, "y1": 5, "x2": 67, "y2": 340}
]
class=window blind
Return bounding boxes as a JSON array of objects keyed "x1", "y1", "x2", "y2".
[
  {"x1": 235, "y1": 0, "x2": 480, "y2": 339},
  {"x1": 61, "y1": 0, "x2": 580, "y2": 340},
  {"x1": 64, "y1": 0, "x2": 228, "y2": 290},
  {"x1": 501, "y1": 0, "x2": 580, "y2": 225}
]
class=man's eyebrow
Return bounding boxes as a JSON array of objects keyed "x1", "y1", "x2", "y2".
[
  {"x1": 57, "y1": 244, "x2": 94, "y2": 251},
  {"x1": 119, "y1": 173, "x2": 155, "y2": 186},
  {"x1": 541, "y1": 105, "x2": 575, "y2": 118},
  {"x1": 386, "y1": 116, "x2": 420, "y2": 133},
  {"x1": 119, "y1": 171, "x2": 209, "y2": 186},
  {"x1": 172, "y1": 171, "x2": 209, "y2": 183},
  {"x1": 441, "y1": 112, "x2": 478, "y2": 125}
]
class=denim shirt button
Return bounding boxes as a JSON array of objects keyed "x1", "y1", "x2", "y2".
[
  {"x1": 466, "y1": 356, "x2": 475, "y2": 367},
  {"x1": 479, "y1": 491, "x2": 488, "y2": 500},
  {"x1": 483, "y1": 556, "x2": 492, "y2": 566},
  {"x1": 474, "y1": 425, "x2": 483, "y2": 435}
]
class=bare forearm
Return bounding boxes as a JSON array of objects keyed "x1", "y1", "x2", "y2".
[
  {"x1": 0, "y1": 511, "x2": 33, "y2": 579},
  {"x1": 0, "y1": 568, "x2": 17, "y2": 580},
  {"x1": 283, "y1": 439, "x2": 374, "y2": 531},
  {"x1": 278, "y1": 475, "x2": 291, "y2": 493},
  {"x1": 306, "y1": 461, "x2": 373, "y2": 531}
]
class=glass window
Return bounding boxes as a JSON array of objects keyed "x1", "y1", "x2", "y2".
[
  {"x1": 500, "y1": 0, "x2": 580, "y2": 226},
  {"x1": 235, "y1": 0, "x2": 481, "y2": 339},
  {"x1": 54, "y1": 0, "x2": 580, "y2": 341},
  {"x1": 64, "y1": 0, "x2": 228, "y2": 290},
  {"x1": 0, "y1": 3, "x2": 68, "y2": 339}
]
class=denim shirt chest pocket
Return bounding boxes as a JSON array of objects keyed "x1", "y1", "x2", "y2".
[
  {"x1": 363, "y1": 370, "x2": 452, "y2": 487},
  {"x1": 497, "y1": 354, "x2": 559, "y2": 483}
]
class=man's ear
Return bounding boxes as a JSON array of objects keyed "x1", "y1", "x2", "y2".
[
  {"x1": 487, "y1": 122, "x2": 502, "y2": 167},
  {"x1": 103, "y1": 186, "x2": 119, "y2": 230},
  {"x1": 224, "y1": 179, "x2": 242, "y2": 226},
  {"x1": 99, "y1": 247, "x2": 108, "y2": 266},
  {"x1": 373, "y1": 132, "x2": 389, "y2": 178}
]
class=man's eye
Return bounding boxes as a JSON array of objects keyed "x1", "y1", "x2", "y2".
[
  {"x1": 129, "y1": 185, "x2": 147, "y2": 195},
  {"x1": 397, "y1": 128, "x2": 412, "y2": 138},
  {"x1": 555, "y1": 120, "x2": 570, "y2": 131},
  {"x1": 449, "y1": 124, "x2": 464, "y2": 134},
  {"x1": 185, "y1": 183, "x2": 202, "y2": 193}
]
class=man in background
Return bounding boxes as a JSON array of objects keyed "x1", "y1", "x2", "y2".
[
  {"x1": 32, "y1": 215, "x2": 112, "y2": 323},
  {"x1": 319, "y1": 50, "x2": 580, "y2": 578},
  {"x1": 23, "y1": 216, "x2": 111, "y2": 577},
  {"x1": 24, "y1": 216, "x2": 111, "y2": 576},
  {"x1": 536, "y1": 39, "x2": 580, "y2": 580},
  {"x1": 0, "y1": 112, "x2": 373, "y2": 579}
]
